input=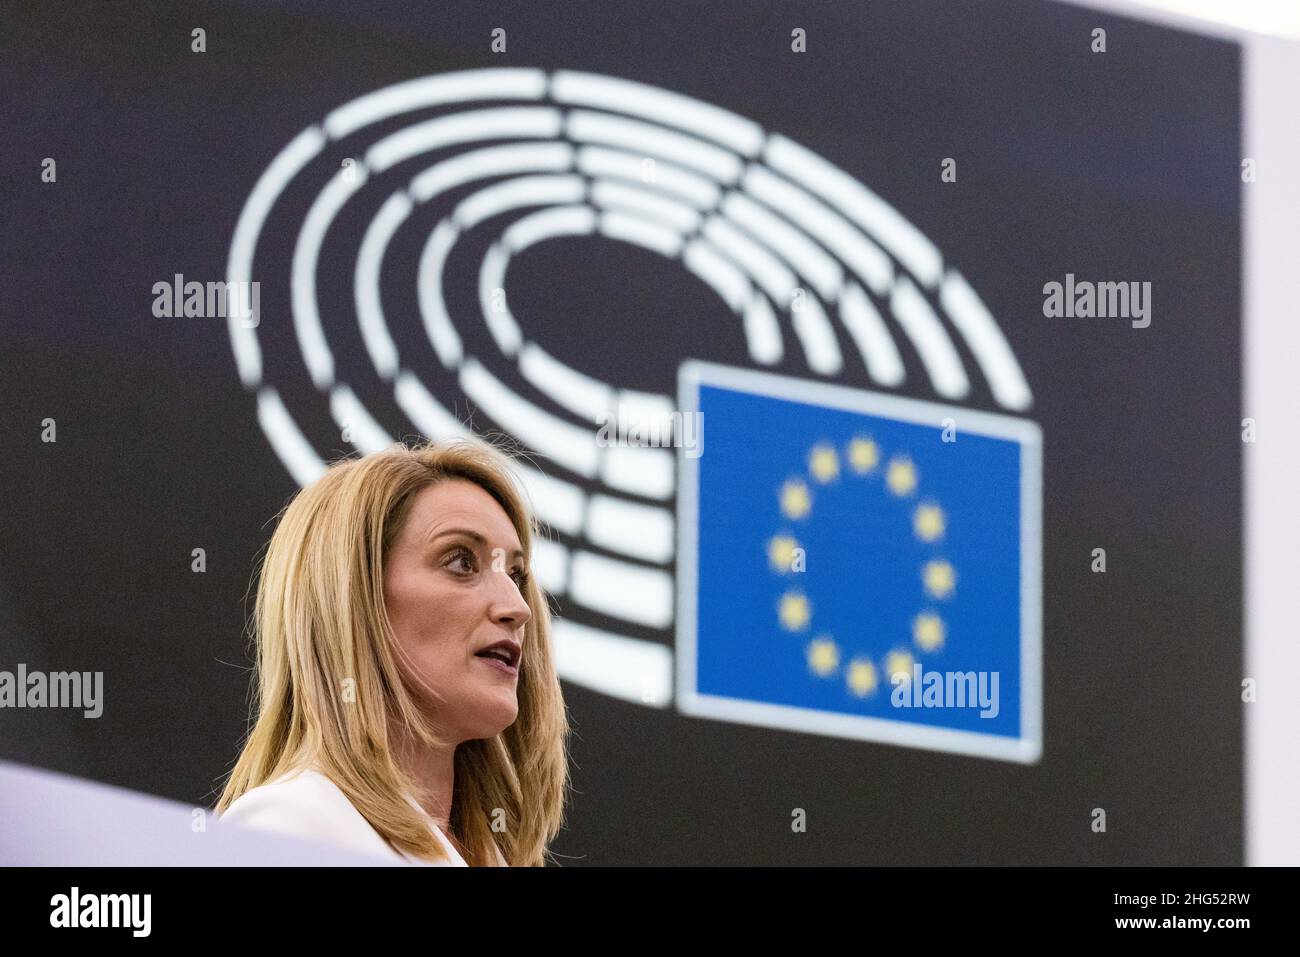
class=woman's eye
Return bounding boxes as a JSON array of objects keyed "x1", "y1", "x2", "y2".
[
  {"x1": 510, "y1": 568, "x2": 529, "y2": 588},
  {"x1": 445, "y1": 548, "x2": 477, "y2": 574}
]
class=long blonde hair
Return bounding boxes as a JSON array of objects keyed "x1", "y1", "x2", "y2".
[{"x1": 215, "y1": 438, "x2": 570, "y2": 866}]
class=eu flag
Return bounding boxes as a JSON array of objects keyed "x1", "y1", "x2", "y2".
[{"x1": 676, "y1": 361, "x2": 1042, "y2": 763}]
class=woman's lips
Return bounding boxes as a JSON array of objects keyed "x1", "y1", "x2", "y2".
[{"x1": 476, "y1": 655, "x2": 518, "y2": 677}]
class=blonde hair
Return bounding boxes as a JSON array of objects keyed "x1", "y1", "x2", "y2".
[{"x1": 215, "y1": 438, "x2": 570, "y2": 866}]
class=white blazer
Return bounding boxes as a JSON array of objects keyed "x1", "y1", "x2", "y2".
[{"x1": 219, "y1": 767, "x2": 507, "y2": 867}]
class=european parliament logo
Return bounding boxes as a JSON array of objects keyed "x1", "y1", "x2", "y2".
[{"x1": 676, "y1": 361, "x2": 1042, "y2": 763}]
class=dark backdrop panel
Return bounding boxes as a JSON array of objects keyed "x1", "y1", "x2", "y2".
[{"x1": 0, "y1": 0, "x2": 1240, "y2": 863}]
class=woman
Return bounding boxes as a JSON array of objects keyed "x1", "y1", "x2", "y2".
[{"x1": 215, "y1": 438, "x2": 571, "y2": 866}]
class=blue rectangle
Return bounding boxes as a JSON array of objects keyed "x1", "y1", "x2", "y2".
[{"x1": 676, "y1": 361, "x2": 1042, "y2": 763}]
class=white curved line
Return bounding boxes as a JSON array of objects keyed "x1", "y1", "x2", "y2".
[
  {"x1": 742, "y1": 163, "x2": 893, "y2": 297},
  {"x1": 366, "y1": 107, "x2": 563, "y2": 173},
  {"x1": 227, "y1": 125, "x2": 326, "y2": 388},
  {"x1": 765, "y1": 133, "x2": 943, "y2": 288},
  {"x1": 576, "y1": 145, "x2": 720, "y2": 208},
  {"x1": 552, "y1": 69, "x2": 764, "y2": 157},
  {"x1": 394, "y1": 370, "x2": 472, "y2": 440},
  {"x1": 257, "y1": 387, "x2": 325, "y2": 485},
  {"x1": 354, "y1": 192, "x2": 411, "y2": 380},
  {"x1": 890, "y1": 277, "x2": 970, "y2": 399},
  {"x1": 530, "y1": 536, "x2": 569, "y2": 594},
  {"x1": 722, "y1": 191, "x2": 843, "y2": 301},
  {"x1": 839, "y1": 282, "x2": 906, "y2": 387},
  {"x1": 598, "y1": 209, "x2": 684, "y2": 258},
  {"x1": 410, "y1": 142, "x2": 573, "y2": 203},
  {"x1": 502, "y1": 204, "x2": 595, "y2": 252},
  {"x1": 519, "y1": 342, "x2": 614, "y2": 423},
  {"x1": 453, "y1": 174, "x2": 586, "y2": 230},
  {"x1": 586, "y1": 494, "x2": 675, "y2": 565},
  {"x1": 552, "y1": 618, "x2": 673, "y2": 707},
  {"x1": 292, "y1": 166, "x2": 369, "y2": 390},
  {"x1": 590, "y1": 179, "x2": 702, "y2": 233},
  {"x1": 323, "y1": 69, "x2": 547, "y2": 139},
  {"x1": 569, "y1": 551, "x2": 674, "y2": 629},
  {"x1": 682, "y1": 237, "x2": 749, "y2": 312},
  {"x1": 330, "y1": 384, "x2": 394, "y2": 454},
  {"x1": 415, "y1": 220, "x2": 464, "y2": 369},
  {"x1": 478, "y1": 242, "x2": 523, "y2": 357},
  {"x1": 940, "y1": 270, "x2": 1033, "y2": 411},
  {"x1": 458, "y1": 358, "x2": 600, "y2": 478},
  {"x1": 701, "y1": 215, "x2": 796, "y2": 304},
  {"x1": 743, "y1": 291, "x2": 784, "y2": 365},
  {"x1": 790, "y1": 296, "x2": 843, "y2": 376},
  {"x1": 600, "y1": 446, "x2": 675, "y2": 501},
  {"x1": 566, "y1": 110, "x2": 741, "y2": 183}
]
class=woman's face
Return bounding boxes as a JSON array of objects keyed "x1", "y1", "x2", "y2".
[{"x1": 383, "y1": 478, "x2": 532, "y2": 742}]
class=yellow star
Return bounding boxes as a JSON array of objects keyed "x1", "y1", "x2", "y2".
[
  {"x1": 886, "y1": 456, "x2": 918, "y2": 497},
  {"x1": 923, "y1": 560, "x2": 956, "y2": 599},
  {"x1": 807, "y1": 637, "x2": 839, "y2": 677},
  {"x1": 886, "y1": 649, "x2": 914, "y2": 683},
  {"x1": 780, "y1": 479, "x2": 812, "y2": 520},
  {"x1": 847, "y1": 436, "x2": 879, "y2": 474},
  {"x1": 846, "y1": 658, "x2": 878, "y2": 697},
  {"x1": 913, "y1": 612, "x2": 946, "y2": 652},
  {"x1": 778, "y1": 591, "x2": 811, "y2": 631},
  {"x1": 809, "y1": 443, "x2": 839, "y2": 483},
  {"x1": 913, "y1": 502, "x2": 946, "y2": 542},
  {"x1": 768, "y1": 535, "x2": 800, "y2": 573}
]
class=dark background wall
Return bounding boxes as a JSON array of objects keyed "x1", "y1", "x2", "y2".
[{"x1": 0, "y1": 0, "x2": 1240, "y2": 864}]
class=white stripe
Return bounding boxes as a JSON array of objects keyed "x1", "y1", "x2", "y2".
[
  {"x1": 722, "y1": 191, "x2": 843, "y2": 300},
  {"x1": 790, "y1": 295, "x2": 843, "y2": 376},
  {"x1": 552, "y1": 69, "x2": 764, "y2": 156},
  {"x1": 701, "y1": 215, "x2": 796, "y2": 303},
  {"x1": 940, "y1": 270, "x2": 1033, "y2": 411},
  {"x1": 552, "y1": 618, "x2": 672, "y2": 707},
  {"x1": 293, "y1": 167, "x2": 368, "y2": 389},
  {"x1": 330, "y1": 384, "x2": 394, "y2": 454},
  {"x1": 257, "y1": 387, "x2": 325, "y2": 485},
  {"x1": 743, "y1": 292, "x2": 784, "y2": 365},
  {"x1": 227, "y1": 125, "x2": 326, "y2": 387},
  {"x1": 569, "y1": 551, "x2": 674, "y2": 629},
  {"x1": 590, "y1": 179, "x2": 701, "y2": 233},
  {"x1": 890, "y1": 277, "x2": 970, "y2": 399},
  {"x1": 323, "y1": 69, "x2": 547, "y2": 139},
  {"x1": 453, "y1": 175, "x2": 586, "y2": 230},
  {"x1": 409, "y1": 142, "x2": 573, "y2": 203},
  {"x1": 459, "y1": 358, "x2": 600, "y2": 477},
  {"x1": 365, "y1": 107, "x2": 562, "y2": 173},
  {"x1": 519, "y1": 343, "x2": 614, "y2": 423},
  {"x1": 742, "y1": 163, "x2": 893, "y2": 296},
  {"x1": 415, "y1": 220, "x2": 464, "y2": 368},
  {"x1": 600, "y1": 446, "x2": 675, "y2": 500},
  {"x1": 577, "y1": 145, "x2": 721, "y2": 208},
  {"x1": 766, "y1": 134, "x2": 943, "y2": 288},
  {"x1": 354, "y1": 192, "x2": 411, "y2": 380},
  {"x1": 586, "y1": 495, "x2": 675, "y2": 564},
  {"x1": 502, "y1": 205, "x2": 596, "y2": 253},
  {"x1": 599, "y1": 210, "x2": 684, "y2": 258},
  {"x1": 839, "y1": 282, "x2": 906, "y2": 387},
  {"x1": 478, "y1": 242, "x2": 523, "y2": 357},
  {"x1": 566, "y1": 110, "x2": 741, "y2": 183},
  {"x1": 683, "y1": 238, "x2": 749, "y2": 312}
]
